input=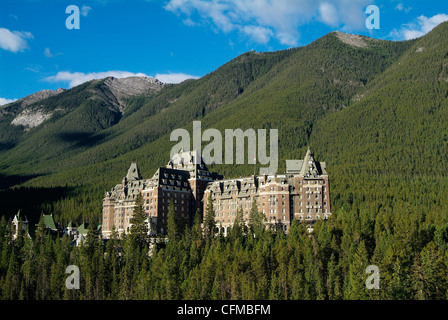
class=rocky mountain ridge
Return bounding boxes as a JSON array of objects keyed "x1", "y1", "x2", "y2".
[{"x1": 2, "y1": 76, "x2": 165, "y2": 131}]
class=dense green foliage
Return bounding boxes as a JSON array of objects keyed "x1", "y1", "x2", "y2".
[
  {"x1": 0, "y1": 27, "x2": 414, "y2": 225},
  {"x1": 1, "y1": 22, "x2": 448, "y2": 300},
  {"x1": 1, "y1": 204, "x2": 448, "y2": 300}
]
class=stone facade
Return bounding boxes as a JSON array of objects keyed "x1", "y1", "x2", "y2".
[
  {"x1": 203, "y1": 148, "x2": 331, "y2": 235},
  {"x1": 102, "y1": 150, "x2": 223, "y2": 239},
  {"x1": 102, "y1": 149, "x2": 331, "y2": 238}
]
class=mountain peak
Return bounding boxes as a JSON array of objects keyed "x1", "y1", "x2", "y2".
[
  {"x1": 333, "y1": 31, "x2": 369, "y2": 48},
  {"x1": 17, "y1": 88, "x2": 66, "y2": 108},
  {"x1": 97, "y1": 76, "x2": 165, "y2": 114}
]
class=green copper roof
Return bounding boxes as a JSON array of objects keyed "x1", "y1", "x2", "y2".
[
  {"x1": 42, "y1": 214, "x2": 57, "y2": 230},
  {"x1": 77, "y1": 223, "x2": 89, "y2": 235}
]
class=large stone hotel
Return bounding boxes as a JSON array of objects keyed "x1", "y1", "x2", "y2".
[{"x1": 102, "y1": 149, "x2": 331, "y2": 238}]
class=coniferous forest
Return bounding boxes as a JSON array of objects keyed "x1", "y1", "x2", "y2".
[
  {"x1": 1, "y1": 22, "x2": 448, "y2": 301},
  {"x1": 1, "y1": 190, "x2": 448, "y2": 300}
]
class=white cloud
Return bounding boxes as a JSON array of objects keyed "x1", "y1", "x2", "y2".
[
  {"x1": 390, "y1": 14, "x2": 448, "y2": 40},
  {"x1": 0, "y1": 28, "x2": 33, "y2": 53},
  {"x1": 155, "y1": 73, "x2": 200, "y2": 84},
  {"x1": 43, "y1": 47, "x2": 53, "y2": 58},
  {"x1": 318, "y1": 3, "x2": 339, "y2": 27},
  {"x1": 44, "y1": 71, "x2": 200, "y2": 88},
  {"x1": 241, "y1": 25, "x2": 273, "y2": 44},
  {"x1": 395, "y1": 3, "x2": 412, "y2": 13},
  {"x1": 81, "y1": 5, "x2": 92, "y2": 17},
  {"x1": 44, "y1": 71, "x2": 151, "y2": 88},
  {"x1": 0, "y1": 97, "x2": 17, "y2": 106},
  {"x1": 165, "y1": 0, "x2": 372, "y2": 46}
]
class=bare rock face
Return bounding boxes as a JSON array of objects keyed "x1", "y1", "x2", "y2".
[
  {"x1": 103, "y1": 76, "x2": 164, "y2": 98},
  {"x1": 18, "y1": 88, "x2": 66, "y2": 107},
  {"x1": 334, "y1": 31, "x2": 369, "y2": 48},
  {"x1": 8, "y1": 76, "x2": 164, "y2": 131},
  {"x1": 11, "y1": 108, "x2": 54, "y2": 131},
  {"x1": 95, "y1": 76, "x2": 165, "y2": 114},
  {"x1": 7, "y1": 89, "x2": 65, "y2": 130}
]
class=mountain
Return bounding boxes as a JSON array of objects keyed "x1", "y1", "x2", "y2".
[
  {"x1": 0, "y1": 76, "x2": 164, "y2": 151},
  {"x1": 1, "y1": 23, "x2": 448, "y2": 229}
]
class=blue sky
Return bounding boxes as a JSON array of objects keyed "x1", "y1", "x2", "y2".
[{"x1": 1, "y1": 0, "x2": 447, "y2": 104}]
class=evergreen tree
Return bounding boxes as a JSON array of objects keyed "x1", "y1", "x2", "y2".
[
  {"x1": 204, "y1": 194, "x2": 216, "y2": 241},
  {"x1": 167, "y1": 199, "x2": 179, "y2": 242},
  {"x1": 129, "y1": 192, "x2": 148, "y2": 249},
  {"x1": 230, "y1": 206, "x2": 244, "y2": 241},
  {"x1": 249, "y1": 197, "x2": 265, "y2": 238},
  {"x1": 346, "y1": 241, "x2": 370, "y2": 300}
]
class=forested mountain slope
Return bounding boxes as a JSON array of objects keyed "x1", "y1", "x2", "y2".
[{"x1": 1, "y1": 22, "x2": 445, "y2": 231}]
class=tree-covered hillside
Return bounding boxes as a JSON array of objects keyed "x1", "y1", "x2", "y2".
[
  {"x1": 0, "y1": 23, "x2": 443, "y2": 233},
  {"x1": 1, "y1": 21, "x2": 448, "y2": 301}
]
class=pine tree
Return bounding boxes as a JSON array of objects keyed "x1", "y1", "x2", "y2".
[
  {"x1": 346, "y1": 241, "x2": 370, "y2": 300},
  {"x1": 326, "y1": 253, "x2": 342, "y2": 300},
  {"x1": 204, "y1": 194, "x2": 216, "y2": 241},
  {"x1": 167, "y1": 199, "x2": 179, "y2": 242},
  {"x1": 249, "y1": 197, "x2": 265, "y2": 238},
  {"x1": 192, "y1": 210, "x2": 203, "y2": 243},
  {"x1": 230, "y1": 206, "x2": 244, "y2": 241},
  {"x1": 34, "y1": 214, "x2": 47, "y2": 249},
  {"x1": 129, "y1": 192, "x2": 148, "y2": 249}
]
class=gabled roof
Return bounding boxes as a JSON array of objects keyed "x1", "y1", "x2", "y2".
[
  {"x1": 300, "y1": 148, "x2": 327, "y2": 176},
  {"x1": 42, "y1": 214, "x2": 57, "y2": 230},
  {"x1": 77, "y1": 223, "x2": 89, "y2": 235}
]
